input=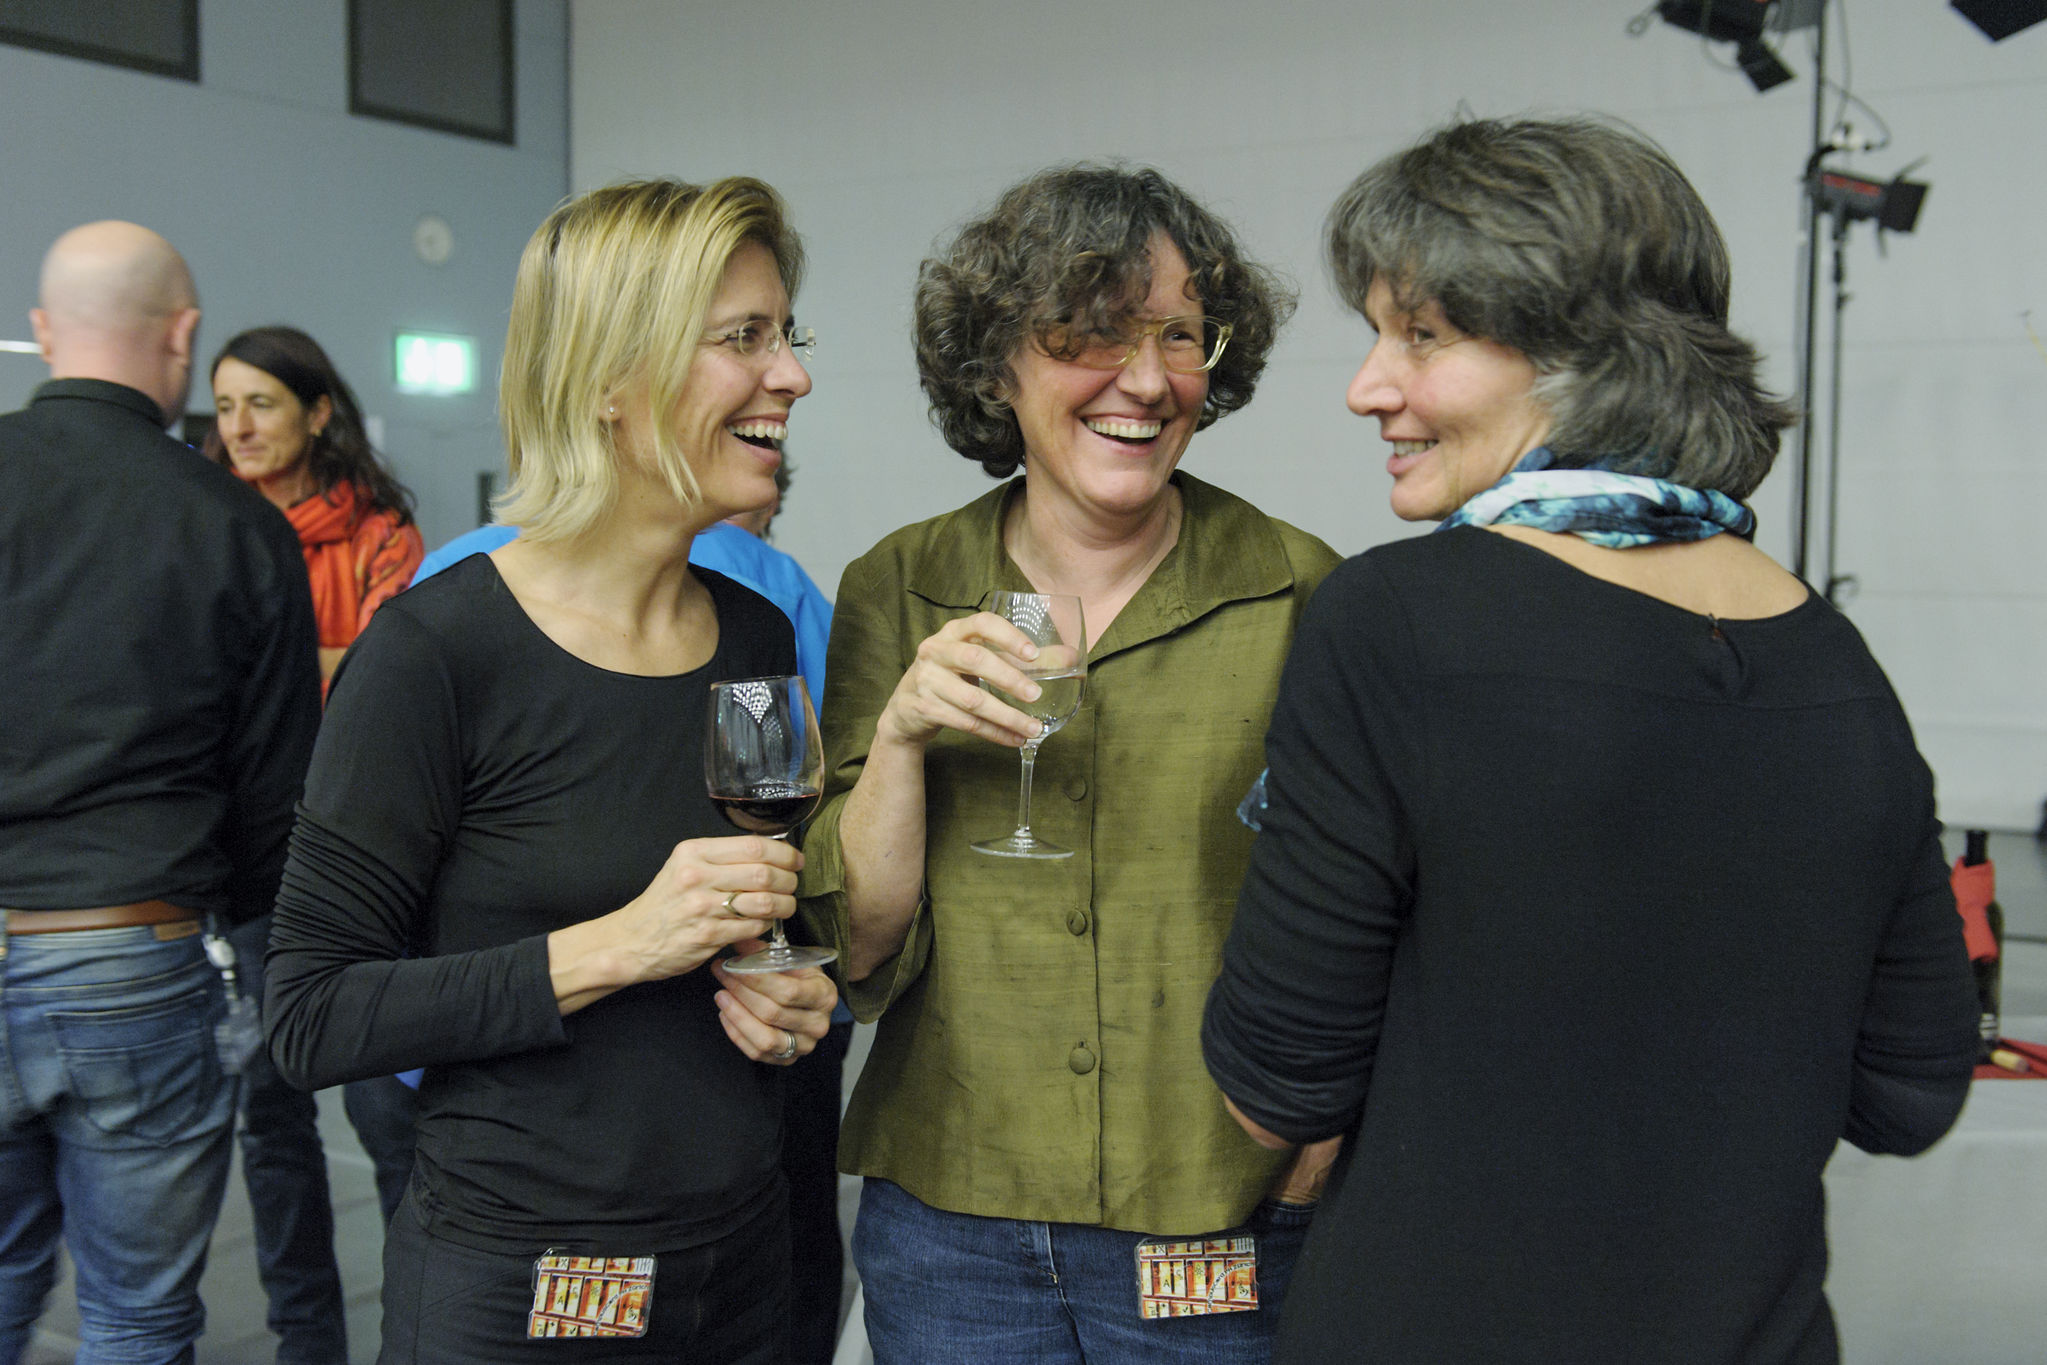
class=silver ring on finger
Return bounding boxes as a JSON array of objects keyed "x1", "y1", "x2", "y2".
[
  {"x1": 773, "y1": 1029, "x2": 798, "y2": 1061},
  {"x1": 722, "y1": 891, "x2": 741, "y2": 914}
]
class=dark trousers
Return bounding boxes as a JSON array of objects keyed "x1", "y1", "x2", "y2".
[
  {"x1": 342, "y1": 1074, "x2": 419, "y2": 1224},
  {"x1": 783, "y1": 1021, "x2": 851, "y2": 1364},
  {"x1": 378, "y1": 1180, "x2": 790, "y2": 1362},
  {"x1": 231, "y1": 914, "x2": 348, "y2": 1365},
  {"x1": 355, "y1": 1026, "x2": 840, "y2": 1356}
]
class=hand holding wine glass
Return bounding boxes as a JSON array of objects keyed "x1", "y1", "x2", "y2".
[
  {"x1": 705, "y1": 675, "x2": 836, "y2": 974},
  {"x1": 972, "y1": 592, "x2": 1086, "y2": 859}
]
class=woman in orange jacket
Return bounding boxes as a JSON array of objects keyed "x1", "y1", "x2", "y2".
[
  {"x1": 204, "y1": 324, "x2": 424, "y2": 1360},
  {"x1": 208, "y1": 325, "x2": 423, "y2": 687}
]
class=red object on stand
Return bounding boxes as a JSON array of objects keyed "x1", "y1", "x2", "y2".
[
  {"x1": 1951, "y1": 855, "x2": 2000, "y2": 963},
  {"x1": 1952, "y1": 831, "x2": 2041, "y2": 1078}
]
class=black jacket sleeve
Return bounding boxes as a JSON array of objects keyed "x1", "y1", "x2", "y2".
[
  {"x1": 218, "y1": 511, "x2": 323, "y2": 924},
  {"x1": 1203, "y1": 557, "x2": 1424, "y2": 1142},
  {"x1": 1843, "y1": 805, "x2": 1979, "y2": 1155},
  {"x1": 263, "y1": 605, "x2": 566, "y2": 1090}
]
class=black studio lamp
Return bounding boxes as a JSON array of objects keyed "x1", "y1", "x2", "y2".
[
  {"x1": 1813, "y1": 167, "x2": 1930, "y2": 235},
  {"x1": 1952, "y1": 0, "x2": 2047, "y2": 41},
  {"x1": 1654, "y1": 0, "x2": 1799, "y2": 90}
]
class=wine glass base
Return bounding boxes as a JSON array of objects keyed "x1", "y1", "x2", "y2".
[
  {"x1": 971, "y1": 834, "x2": 1074, "y2": 860},
  {"x1": 723, "y1": 943, "x2": 839, "y2": 975}
]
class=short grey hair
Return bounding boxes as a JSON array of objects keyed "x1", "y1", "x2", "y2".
[{"x1": 1326, "y1": 116, "x2": 1794, "y2": 500}]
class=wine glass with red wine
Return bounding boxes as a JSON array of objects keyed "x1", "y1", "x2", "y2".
[{"x1": 704, "y1": 675, "x2": 835, "y2": 974}]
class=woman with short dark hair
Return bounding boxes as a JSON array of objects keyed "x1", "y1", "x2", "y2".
[
  {"x1": 914, "y1": 165, "x2": 1285, "y2": 478},
  {"x1": 1203, "y1": 116, "x2": 1979, "y2": 1364},
  {"x1": 800, "y1": 163, "x2": 1340, "y2": 1362},
  {"x1": 1322, "y1": 116, "x2": 1787, "y2": 499}
]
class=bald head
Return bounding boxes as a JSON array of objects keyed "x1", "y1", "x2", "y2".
[{"x1": 31, "y1": 221, "x2": 201, "y2": 425}]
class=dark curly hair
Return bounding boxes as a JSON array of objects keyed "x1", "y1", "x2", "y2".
[
  {"x1": 915, "y1": 163, "x2": 1295, "y2": 478},
  {"x1": 204, "y1": 325, "x2": 416, "y2": 521},
  {"x1": 1326, "y1": 116, "x2": 1796, "y2": 501}
]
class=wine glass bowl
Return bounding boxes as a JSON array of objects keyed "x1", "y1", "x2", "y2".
[
  {"x1": 705, "y1": 675, "x2": 835, "y2": 974},
  {"x1": 711, "y1": 785, "x2": 822, "y2": 836},
  {"x1": 972, "y1": 592, "x2": 1087, "y2": 860}
]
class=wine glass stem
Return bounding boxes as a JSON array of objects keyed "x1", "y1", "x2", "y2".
[
  {"x1": 1014, "y1": 740, "x2": 1043, "y2": 840},
  {"x1": 767, "y1": 832, "x2": 793, "y2": 952}
]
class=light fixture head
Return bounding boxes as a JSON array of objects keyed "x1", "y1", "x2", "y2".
[
  {"x1": 1952, "y1": 0, "x2": 2047, "y2": 41},
  {"x1": 1655, "y1": 0, "x2": 1797, "y2": 91},
  {"x1": 1736, "y1": 38, "x2": 1796, "y2": 90},
  {"x1": 1814, "y1": 170, "x2": 1929, "y2": 234}
]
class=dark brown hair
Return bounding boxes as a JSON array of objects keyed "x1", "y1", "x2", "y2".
[
  {"x1": 205, "y1": 325, "x2": 415, "y2": 520},
  {"x1": 915, "y1": 163, "x2": 1294, "y2": 477}
]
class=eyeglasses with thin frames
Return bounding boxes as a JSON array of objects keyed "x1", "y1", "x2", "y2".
[
  {"x1": 1054, "y1": 315, "x2": 1233, "y2": 374},
  {"x1": 703, "y1": 320, "x2": 816, "y2": 364}
]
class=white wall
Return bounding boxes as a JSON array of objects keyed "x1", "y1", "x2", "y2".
[
  {"x1": 0, "y1": 0, "x2": 570, "y2": 551},
  {"x1": 571, "y1": 0, "x2": 2047, "y2": 828}
]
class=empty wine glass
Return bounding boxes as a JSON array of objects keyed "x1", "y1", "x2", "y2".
[
  {"x1": 972, "y1": 592, "x2": 1087, "y2": 860},
  {"x1": 705, "y1": 675, "x2": 836, "y2": 974}
]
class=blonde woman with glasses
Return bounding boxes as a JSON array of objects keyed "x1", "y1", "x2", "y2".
[{"x1": 264, "y1": 178, "x2": 837, "y2": 1360}]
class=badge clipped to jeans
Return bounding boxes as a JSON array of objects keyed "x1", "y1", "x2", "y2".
[
  {"x1": 1135, "y1": 1234, "x2": 1259, "y2": 1318},
  {"x1": 527, "y1": 1253, "x2": 655, "y2": 1338},
  {"x1": 201, "y1": 921, "x2": 262, "y2": 1074}
]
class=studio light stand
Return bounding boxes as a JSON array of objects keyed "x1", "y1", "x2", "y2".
[
  {"x1": 1638, "y1": 2, "x2": 1955, "y2": 595},
  {"x1": 1632, "y1": 0, "x2": 1828, "y2": 574},
  {"x1": 1788, "y1": 5, "x2": 1828, "y2": 585},
  {"x1": 1803, "y1": 158, "x2": 1928, "y2": 603}
]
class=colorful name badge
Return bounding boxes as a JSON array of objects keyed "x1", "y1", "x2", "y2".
[
  {"x1": 527, "y1": 1253, "x2": 655, "y2": 1338},
  {"x1": 1135, "y1": 1234, "x2": 1259, "y2": 1318}
]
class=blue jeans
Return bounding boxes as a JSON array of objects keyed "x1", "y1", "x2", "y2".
[
  {"x1": 229, "y1": 914, "x2": 347, "y2": 1364},
  {"x1": 0, "y1": 925, "x2": 237, "y2": 1365},
  {"x1": 853, "y1": 1178, "x2": 1313, "y2": 1365}
]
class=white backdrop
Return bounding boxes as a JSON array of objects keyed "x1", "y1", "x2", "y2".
[{"x1": 571, "y1": 0, "x2": 2047, "y2": 827}]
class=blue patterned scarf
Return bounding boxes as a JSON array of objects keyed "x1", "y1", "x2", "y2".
[
  {"x1": 1434, "y1": 446, "x2": 1754, "y2": 546},
  {"x1": 1236, "y1": 447, "x2": 1755, "y2": 830}
]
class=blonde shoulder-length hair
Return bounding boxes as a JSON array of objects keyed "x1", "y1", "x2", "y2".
[{"x1": 495, "y1": 177, "x2": 805, "y2": 543}]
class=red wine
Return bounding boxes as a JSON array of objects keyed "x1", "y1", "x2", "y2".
[{"x1": 712, "y1": 785, "x2": 822, "y2": 836}]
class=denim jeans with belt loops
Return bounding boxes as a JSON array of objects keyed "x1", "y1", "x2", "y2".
[
  {"x1": 0, "y1": 924, "x2": 237, "y2": 1365},
  {"x1": 853, "y1": 1177, "x2": 1314, "y2": 1365}
]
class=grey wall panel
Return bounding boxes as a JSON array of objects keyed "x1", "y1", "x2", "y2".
[{"x1": 0, "y1": 0, "x2": 569, "y2": 553}]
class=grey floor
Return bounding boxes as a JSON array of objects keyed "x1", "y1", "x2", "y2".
[{"x1": 18, "y1": 829, "x2": 2047, "y2": 1362}]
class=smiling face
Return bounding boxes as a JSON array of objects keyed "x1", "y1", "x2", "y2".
[
  {"x1": 213, "y1": 355, "x2": 329, "y2": 508},
  {"x1": 621, "y1": 240, "x2": 812, "y2": 523},
  {"x1": 1348, "y1": 277, "x2": 1550, "y2": 523},
  {"x1": 1006, "y1": 233, "x2": 1208, "y2": 524}
]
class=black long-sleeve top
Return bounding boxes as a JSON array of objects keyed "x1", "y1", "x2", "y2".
[
  {"x1": 1203, "y1": 529, "x2": 1980, "y2": 1365},
  {"x1": 0, "y1": 380, "x2": 320, "y2": 922},
  {"x1": 265, "y1": 554, "x2": 798, "y2": 1253}
]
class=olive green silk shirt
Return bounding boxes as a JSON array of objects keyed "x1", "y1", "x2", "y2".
[{"x1": 799, "y1": 473, "x2": 1341, "y2": 1234}]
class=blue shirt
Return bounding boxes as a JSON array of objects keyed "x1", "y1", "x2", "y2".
[{"x1": 412, "y1": 521, "x2": 832, "y2": 700}]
